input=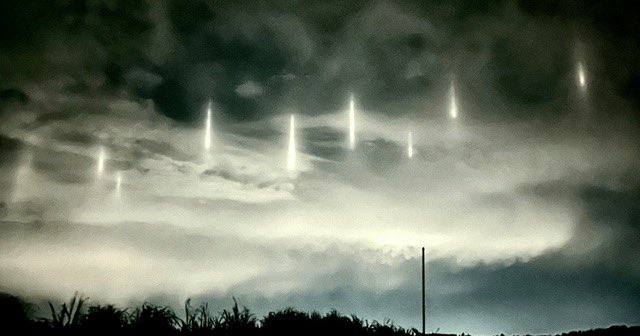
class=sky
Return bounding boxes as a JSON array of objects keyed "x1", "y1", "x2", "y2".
[{"x1": 1, "y1": 1, "x2": 640, "y2": 335}]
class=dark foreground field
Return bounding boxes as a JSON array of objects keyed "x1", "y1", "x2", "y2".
[{"x1": 1, "y1": 292, "x2": 637, "y2": 336}]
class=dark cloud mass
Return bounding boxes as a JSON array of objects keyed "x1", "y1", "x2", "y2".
[
  {"x1": 1, "y1": 1, "x2": 640, "y2": 335},
  {"x1": 4, "y1": 0, "x2": 637, "y2": 121}
]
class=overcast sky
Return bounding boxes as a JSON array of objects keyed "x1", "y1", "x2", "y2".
[{"x1": 1, "y1": 1, "x2": 639, "y2": 335}]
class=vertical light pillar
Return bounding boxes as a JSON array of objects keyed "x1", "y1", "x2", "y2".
[
  {"x1": 349, "y1": 94, "x2": 356, "y2": 150},
  {"x1": 408, "y1": 131, "x2": 414, "y2": 158},
  {"x1": 449, "y1": 79, "x2": 458, "y2": 120},
  {"x1": 287, "y1": 114, "x2": 296, "y2": 171},
  {"x1": 204, "y1": 100, "x2": 212, "y2": 150}
]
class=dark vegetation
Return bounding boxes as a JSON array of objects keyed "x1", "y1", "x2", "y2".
[{"x1": 1, "y1": 292, "x2": 638, "y2": 336}]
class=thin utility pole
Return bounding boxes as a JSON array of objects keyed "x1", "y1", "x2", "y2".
[{"x1": 422, "y1": 247, "x2": 425, "y2": 336}]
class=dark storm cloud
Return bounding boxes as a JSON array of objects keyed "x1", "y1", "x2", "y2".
[
  {"x1": 201, "y1": 165, "x2": 287, "y2": 189},
  {"x1": 157, "y1": 0, "x2": 635, "y2": 120},
  {"x1": 0, "y1": 89, "x2": 29, "y2": 108},
  {"x1": 301, "y1": 126, "x2": 346, "y2": 161},
  {"x1": 4, "y1": 0, "x2": 638, "y2": 122},
  {"x1": 360, "y1": 138, "x2": 405, "y2": 174},
  {"x1": 53, "y1": 130, "x2": 98, "y2": 146},
  {"x1": 0, "y1": 136, "x2": 22, "y2": 203},
  {"x1": 132, "y1": 138, "x2": 197, "y2": 162},
  {"x1": 572, "y1": 186, "x2": 640, "y2": 275},
  {"x1": 0, "y1": 0, "x2": 153, "y2": 90},
  {"x1": 519, "y1": 0, "x2": 640, "y2": 107},
  {"x1": 31, "y1": 147, "x2": 94, "y2": 185}
]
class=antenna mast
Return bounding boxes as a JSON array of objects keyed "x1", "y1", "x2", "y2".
[{"x1": 422, "y1": 247, "x2": 426, "y2": 335}]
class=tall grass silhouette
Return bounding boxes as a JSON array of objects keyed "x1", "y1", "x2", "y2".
[
  {"x1": 47, "y1": 292, "x2": 85, "y2": 331},
  {"x1": 182, "y1": 299, "x2": 220, "y2": 335},
  {"x1": 1, "y1": 291, "x2": 638, "y2": 336}
]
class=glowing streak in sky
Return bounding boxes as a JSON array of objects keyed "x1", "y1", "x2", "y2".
[
  {"x1": 287, "y1": 114, "x2": 296, "y2": 171},
  {"x1": 115, "y1": 172, "x2": 122, "y2": 198},
  {"x1": 577, "y1": 61, "x2": 586, "y2": 89},
  {"x1": 11, "y1": 150, "x2": 33, "y2": 202},
  {"x1": 407, "y1": 131, "x2": 414, "y2": 158},
  {"x1": 204, "y1": 100, "x2": 212, "y2": 150},
  {"x1": 449, "y1": 79, "x2": 458, "y2": 119},
  {"x1": 96, "y1": 146, "x2": 106, "y2": 177},
  {"x1": 349, "y1": 94, "x2": 356, "y2": 150}
]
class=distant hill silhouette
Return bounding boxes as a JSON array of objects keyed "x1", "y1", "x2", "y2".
[{"x1": 1, "y1": 292, "x2": 638, "y2": 336}]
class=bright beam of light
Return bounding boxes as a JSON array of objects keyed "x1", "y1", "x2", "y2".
[
  {"x1": 348, "y1": 94, "x2": 356, "y2": 150},
  {"x1": 407, "y1": 131, "x2": 414, "y2": 158},
  {"x1": 449, "y1": 79, "x2": 458, "y2": 119},
  {"x1": 204, "y1": 100, "x2": 212, "y2": 150},
  {"x1": 577, "y1": 61, "x2": 587, "y2": 89},
  {"x1": 115, "y1": 171, "x2": 122, "y2": 199},
  {"x1": 11, "y1": 150, "x2": 33, "y2": 202},
  {"x1": 287, "y1": 114, "x2": 296, "y2": 171},
  {"x1": 96, "y1": 146, "x2": 106, "y2": 177}
]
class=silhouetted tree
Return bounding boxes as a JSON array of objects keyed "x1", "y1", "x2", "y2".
[
  {"x1": 0, "y1": 293, "x2": 34, "y2": 333},
  {"x1": 129, "y1": 303, "x2": 179, "y2": 336},
  {"x1": 78, "y1": 304, "x2": 128, "y2": 336},
  {"x1": 261, "y1": 308, "x2": 313, "y2": 336}
]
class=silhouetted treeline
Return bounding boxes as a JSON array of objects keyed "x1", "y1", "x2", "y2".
[
  {"x1": 1, "y1": 292, "x2": 638, "y2": 336},
  {"x1": 522, "y1": 325, "x2": 640, "y2": 336},
  {"x1": 504, "y1": 325, "x2": 640, "y2": 336},
  {"x1": 0, "y1": 292, "x2": 420, "y2": 336}
]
